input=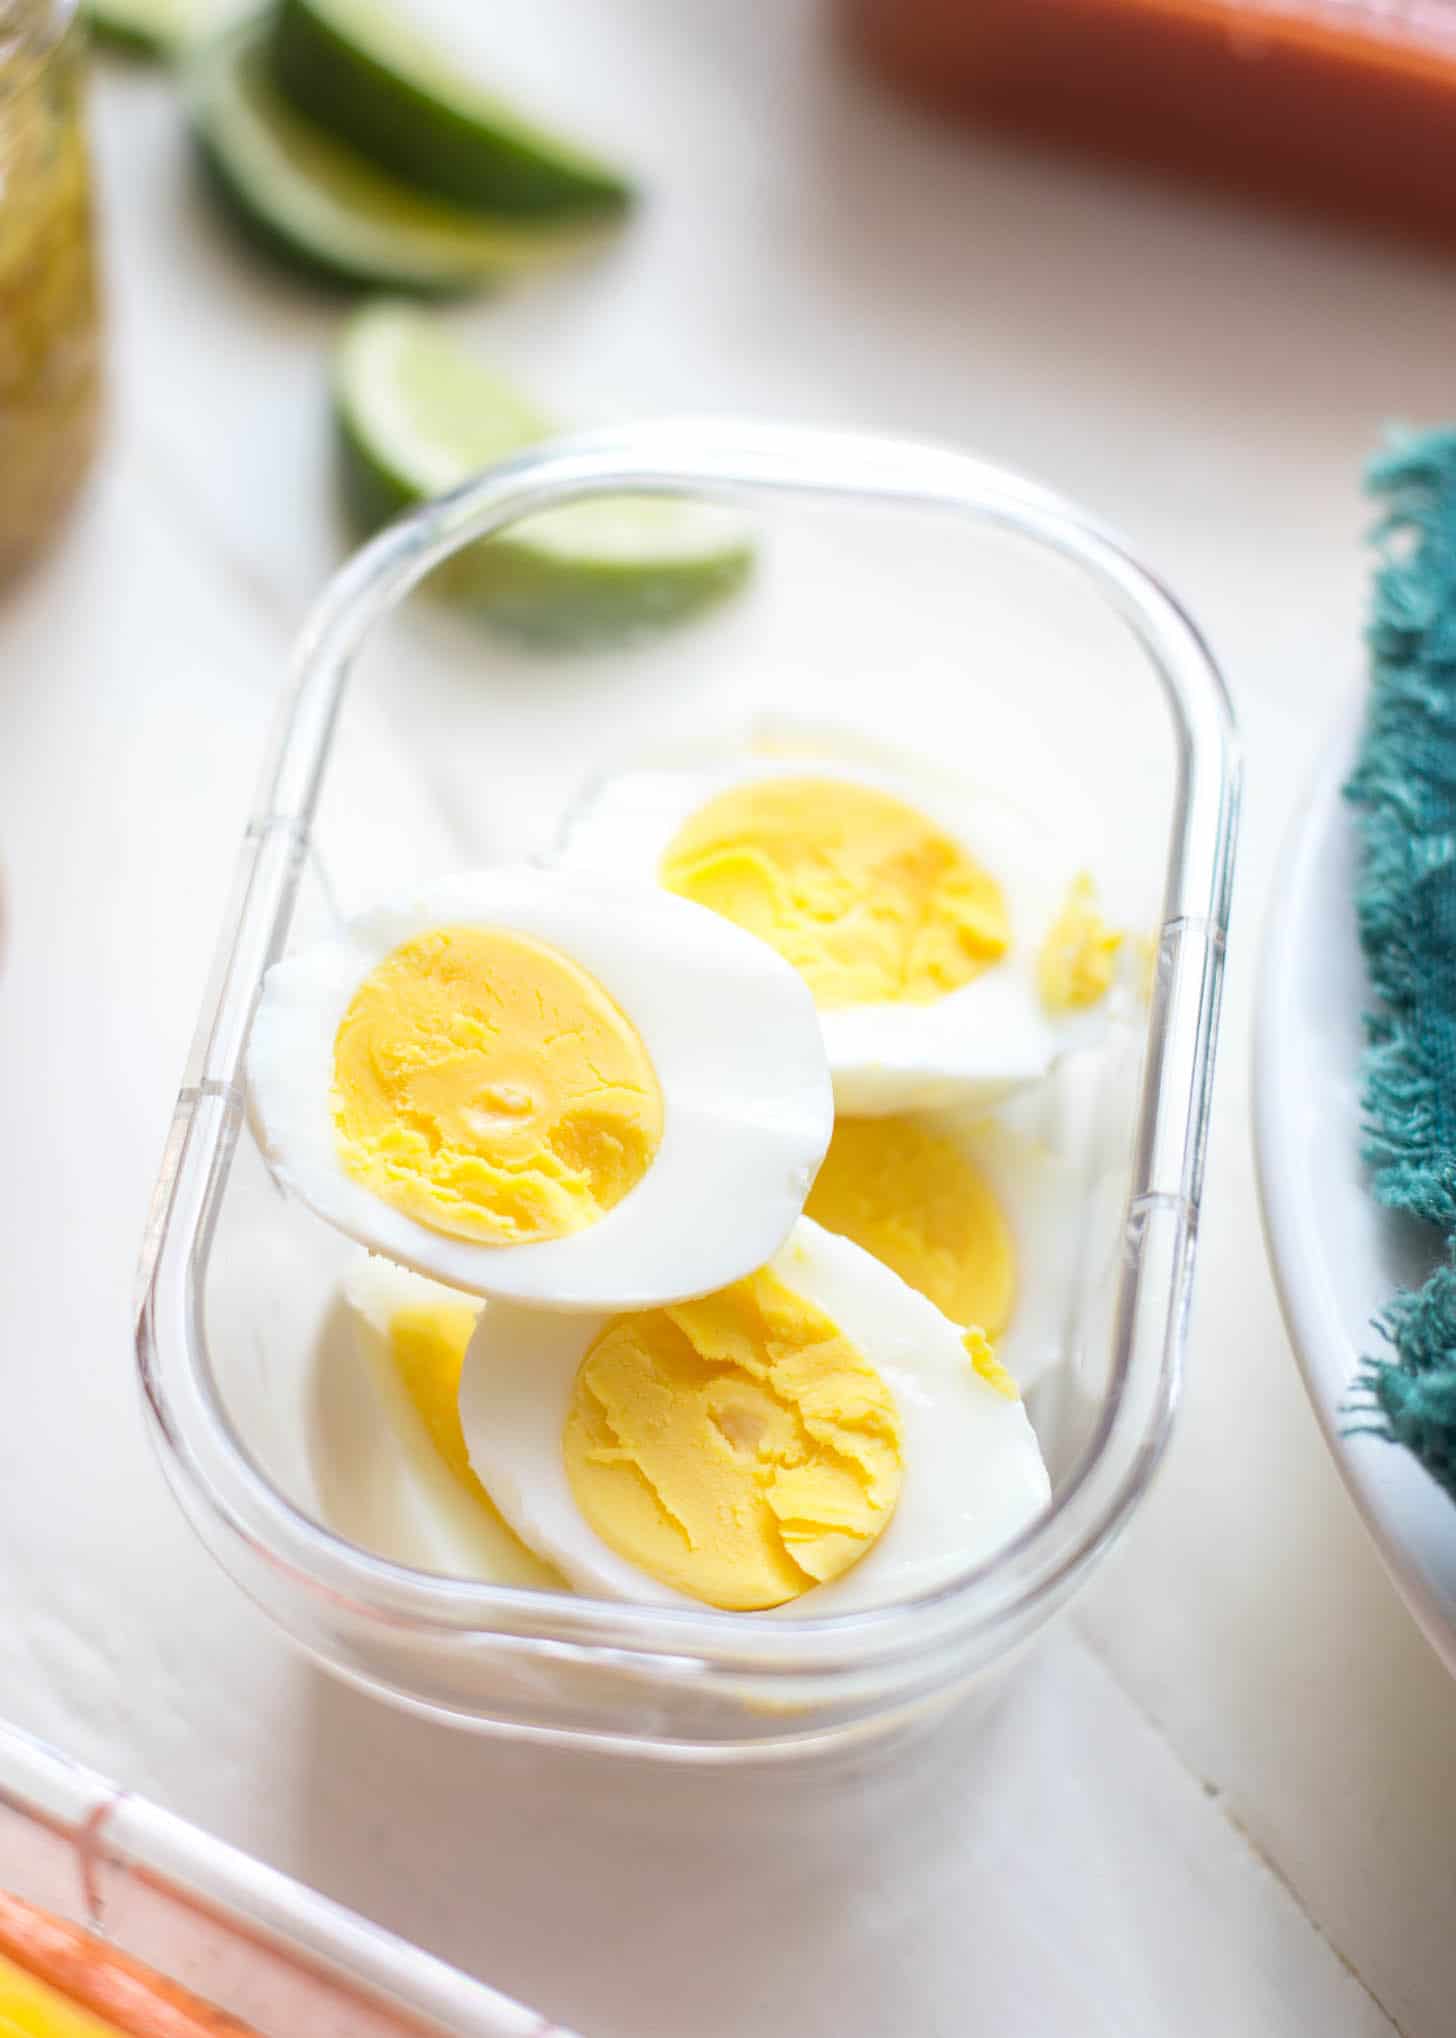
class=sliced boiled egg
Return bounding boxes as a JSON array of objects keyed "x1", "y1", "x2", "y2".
[
  {"x1": 553, "y1": 732, "x2": 1123, "y2": 1114},
  {"x1": 459, "y1": 1218, "x2": 1051, "y2": 1614},
  {"x1": 804, "y1": 1109, "x2": 1083, "y2": 1390},
  {"x1": 312, "y1": 1253, "x2": 561, "y2": 1586},
  {"x1": 247, "y1": 867, "x2": 834, "y2": 1308}
]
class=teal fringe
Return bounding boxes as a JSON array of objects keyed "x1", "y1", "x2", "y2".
[
  {"x1": 1346, "y1": 429, "x2": 1456, "y2": 1500},
  {"x1": 1346, "y1": 1273, "x2": 1456, "y2": 1500}
]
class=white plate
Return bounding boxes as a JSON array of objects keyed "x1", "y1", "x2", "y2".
[{"x1": 1253, "y1": 696, "x2": 1456, "y2": 1676}]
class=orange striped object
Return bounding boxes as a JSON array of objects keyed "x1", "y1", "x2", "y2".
[{"x1": 0, "y1": 1896, "x2": 259, "y2": 2038}]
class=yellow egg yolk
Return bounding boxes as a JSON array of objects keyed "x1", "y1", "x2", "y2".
[
  {"x1": 963, "y1": 1325, "x2": 1019, "y2": 1401},
  {"x1": 332, "y1": 925, "x2": 663, "y2": 1246},
  {"x1": 563, "y1": 1266, "x2": 904, "y2": 1610},
  {"x1": 386, "y1": 1298, "x2": 564, "y2": 1581},
  {"x1": 659, "y1": 776, "x2": 1009, "y2": 1010},
  {"x1": 805, "y1": 1114, "x2": 1016, "y2": 1337},
  {"x1": 389, "y1": 1299, "x2": 490, "y2": 1501},
  {"x1": 1038, "y1": 875, "x2": 1122, "y2": 1015}
]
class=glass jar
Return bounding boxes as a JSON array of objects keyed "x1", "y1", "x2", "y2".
[{"x1": 0, "y1": 0, "x2": 101, "y2": 580}]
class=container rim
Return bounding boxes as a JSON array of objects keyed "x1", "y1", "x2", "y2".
[{"x1": 135, "y1": 421, "x2": 1240, "y2": 1708}]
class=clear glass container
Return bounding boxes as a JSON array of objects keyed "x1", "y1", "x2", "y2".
[
  {"x1": 0, "y1": 1711, "x2": 575, "y2": 2032},
  {"x1": 0, "y1": 0, "x2": 102, "y2": 579},
  {"x1": 136, "y1": 422, "x2": 1240, "y2": 1759}
]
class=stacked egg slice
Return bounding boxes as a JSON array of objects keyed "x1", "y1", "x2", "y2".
[{"x1": 249, "y1": 721, "x2": 1129, "y2": 1615}]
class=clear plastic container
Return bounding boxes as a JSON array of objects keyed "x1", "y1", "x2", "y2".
[
  {"x1": 0, "y1": 1712, "x2": 574, "y2": 2032},
  {"x1": 135, "y1": 422, "x2": 1239, "y2": 1759}
]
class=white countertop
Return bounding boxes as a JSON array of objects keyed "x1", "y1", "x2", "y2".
[{"x1": 4, "y1": 4, "x2": 1456, "y2": 2032}]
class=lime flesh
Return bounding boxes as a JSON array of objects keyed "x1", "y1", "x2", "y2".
[{"x1": 335, "y1": 302, "x2": 754, "y2": 645}]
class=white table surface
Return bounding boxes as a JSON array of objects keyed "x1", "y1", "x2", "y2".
[{"x1": 4, "y1": 4, "x2": 1456, "y2": 2032}]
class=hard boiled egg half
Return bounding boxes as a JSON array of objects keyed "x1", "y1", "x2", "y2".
[
  {"x1": 247, "y1": 868, "x2": 834, "y2": 1309},
  {"x1": 803, "y1": 1108, "x2": 1083, "y2": 1391},
  {"x1": 553, "y1": 731, "x2": 1124, "y2": 1114},
  {"x1": 312, "y1": 1253, "x2": 560, "y2": 1587},
  {"x1": 459, "y1": 1218, "x2": 1051, "y2": 1614}
]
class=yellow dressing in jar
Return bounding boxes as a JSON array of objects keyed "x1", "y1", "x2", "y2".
[{"x1": 0, "y1": 2, "x2": 102, "y2": 579}]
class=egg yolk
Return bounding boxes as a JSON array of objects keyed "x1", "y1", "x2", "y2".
[
  {"x1": 1038, "y1": 875, "x2": 1122, "y2": 1014},
  {"x1": 563, "y1": 1267, "x2": 904, "y2": 1610},
  {"x1": 963, "y1": 1325, "x2": 1020, "y2": 1401},
  {"x1": 805, "y1": 1115, "x2": 1016, "y2": 1337},
  {"x1": 389, "y1": 1299, "x2": 489, "y2": 1500},
  {"x1": 386, "y1": 1298, "x2": 564, "y2": 1580},
  {"x1": 659, "y1": 776, "x2": 1009, "y2": 1010},
  {"x1": 332, "y1": 926, "x2": 663, "y2": 1246}
]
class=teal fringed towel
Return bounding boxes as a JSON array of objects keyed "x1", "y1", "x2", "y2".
[{"x1": 1346, "y1": 429, "x2": 1456, "y2": 1499}]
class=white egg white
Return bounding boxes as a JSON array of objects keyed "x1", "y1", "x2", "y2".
[
  {"x1": 246, "y1": 866, "x2": 835, "y2": 1309},
  {"x1": 552, "y1": 723, "x2": 1118, "y2": 1115},
  {"x1": 458, "y1": 1218, "x2": 1051, "y2": 1616},
  {"x1": 308, "y1": 1254, "x2": 559, "y2": 1586}
]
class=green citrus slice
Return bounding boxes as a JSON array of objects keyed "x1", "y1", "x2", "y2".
[
  {"x1": 86, "y1": 0, "x2": 196, "y2": 56},
  {"x1": 187, "y1": 20, "x2": 612, "y2": 295},
  {"x1": 271, "y1": 0, "x2": 634, "y2": 218},
  {"x1": 335, "y1": 301, "x2": 755, "y2": 644}
]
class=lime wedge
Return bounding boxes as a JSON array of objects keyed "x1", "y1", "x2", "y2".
[
  {"x1": 87, "y1": 0, "x2": 259, "y2": 62},
  {"x1": 335, "y1": 302, "x2": 755, "y2": 645},
  {"x1": 85, "y1": 0, "x2": 195, "y2": 56},
  {"x1": 271, "y1": 0, "x2": 635, "y2": 218},
  {"x1": 187, "y1": 21, "x2": 613, "y2": 295}
]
